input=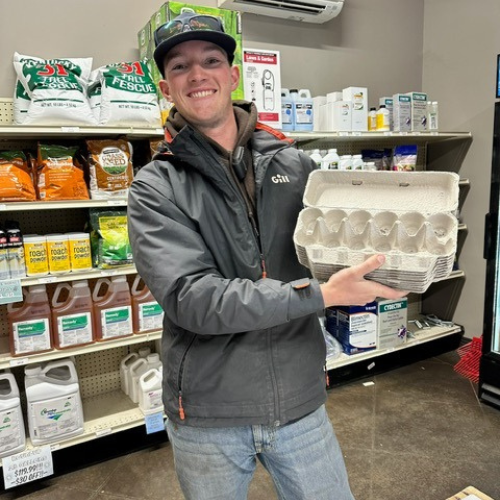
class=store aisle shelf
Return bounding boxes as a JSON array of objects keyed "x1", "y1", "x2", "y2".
[
  {"x1": 0, "y1": 199, "x2": 128, "y2": 211},
  {"x1": 326, "y1": 319, "x2": 462, "y2": 371},
  {"x1": 19, "y1": 265, "x2": 137, "y2": 287},
  {"x1": 0, "y1": 125, "x2": 164, "y2": 139},
  {"x1": 0, "y1": 390, "x2": 163, "y2": 467},
  {"x1": 288, "y1": 131, "x2": 472, "y2": 142},
  {"x1": 0, "y1": 329, "x2": 161, "y2": 370}
]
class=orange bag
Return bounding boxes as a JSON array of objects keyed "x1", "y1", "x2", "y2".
[
  {"x1": 0, "y1": 151, "x2": 36, "y2": 202},
  {"x1": 37, "y1": 144, "x2": 89, "y2": 201}
]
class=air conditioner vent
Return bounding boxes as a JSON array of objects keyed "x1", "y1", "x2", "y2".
[{"x1": 218, "y1": 0, "x2": 344, "y2": 24}]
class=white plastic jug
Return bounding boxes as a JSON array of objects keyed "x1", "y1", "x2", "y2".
[
  {"x1": 0, "y1": 372, "x2": 26, "y2": 458},
  {"x1": 128, "y1": 357, "x2": 148, "y2": 404},
  {"x1": 294, "y1": 89, "x2": 314, "y2": 132},
  {"x1": 25, "y1": 358, "x2": 84, "y2": 445},
  {"x1": 280, "y1": 88, "x2": 294, "y2": 132},
  {"x1": 120, "y1": 352, "x2": 139, "y2": 396},
  {"x1": 138, "y1": 368, "x2": 163, "y2": 415}
]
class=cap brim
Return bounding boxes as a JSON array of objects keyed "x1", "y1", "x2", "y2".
[{"x1": 154, "y1": 31, "x2": 236, "y2": 76}]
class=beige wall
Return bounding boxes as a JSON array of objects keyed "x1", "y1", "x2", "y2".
[
  {"x1": 423, "y1": 0, "x2": 500, "y2": 338},
  {"x1": 0, "y1": 0, "x2": 423, "y2": 107}
]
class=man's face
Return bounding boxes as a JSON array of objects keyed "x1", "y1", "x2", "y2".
[{"x1": 159, "y1": 40, "x2": 240, "y2": 131}]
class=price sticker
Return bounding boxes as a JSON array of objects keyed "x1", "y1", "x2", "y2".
[
  {"x1": 61, "y1": 127, "x2": 80, "y2": 133},
  {"x1": 9, "y1": 357, "x2": 29, "y2": 367},
  {"x1": 383, "y1": 131, "x2": 393, "y2": 136},
  {"x1": 0, "y1": 279, "x2": 23, "y2": 305},
  {"x1": 339, "y1": 132, "x2": 350, "y2": 137},
  {"x1": 352, "y1": 132, "x2": 362, "y2": 136},
  {"x1": 38, "y1": 276, "x2": 57, "y2": 284},
  {"x1": 0, "y1": 204, "x2": 7, "y2": 211},
  {"x1": 107, "y1": 199, "x2": 127, "y2": 206},
  {"x1": 95, "y1": 428, "x2": 112, "y2": 437},
  {"x1": 3, "y1": 446, "x2": 53, "y2": 489},
  {"x1": 145, "y1": 412, "x2": 165, "y2": 434}
]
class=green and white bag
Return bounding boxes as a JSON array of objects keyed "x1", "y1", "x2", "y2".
[
  {"x1": 13, "y1": 52, "x2": 96, "y2": 126},
  {"x1": 97, "y1": 60, "x2": 161, "y2": 127}
]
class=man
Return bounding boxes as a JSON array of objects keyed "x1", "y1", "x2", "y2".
[{"x1": 128, "y1": 11, "x2": 406, "y2": 500}]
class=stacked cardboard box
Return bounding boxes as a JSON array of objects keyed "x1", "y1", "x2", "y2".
[{"x1": 137, "y1": 1, "x2": 244, "y2": 124}]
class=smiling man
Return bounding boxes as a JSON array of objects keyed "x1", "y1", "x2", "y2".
[{"x1": 127, "y1": 11, "x2": 406, "y2": 500}]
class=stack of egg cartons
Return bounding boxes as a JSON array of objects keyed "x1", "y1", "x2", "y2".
[{"x1": 293, "y1": 170, "x2": 460, "y2": 294}]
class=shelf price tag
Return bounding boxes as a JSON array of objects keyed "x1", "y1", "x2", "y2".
[
  {"x1": 60, "y1": 127, "x2": 80, "y2": 133},
  {"x1": 107, "y1": 199, "x2": 127, "y2": 206},
  {"x1": 0, "y1": 279, "x2": 23, "y2": 305},
  {"x1": 2, "y1": 446, "x2": 53, "y2": 489},
  {"x1": 145, "y1": 412, "x2": 165, "y2": 434}
]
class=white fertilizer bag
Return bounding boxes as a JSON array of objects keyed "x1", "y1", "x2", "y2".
[
  {"x1": 97, "y1": 60, "x2": 162, "y2": 127},
  {"x1": 88, "y1": 69, "x2": 102, "y2": 123},
  {"x1": 13, "y1": 52, "x2": 97, "y2": 126},
  {"x1": 13, "y1": 80, "x2": 31, "y2": 124}
]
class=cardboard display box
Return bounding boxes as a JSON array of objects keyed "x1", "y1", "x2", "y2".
[{"x1": 446, "y1": 486, "x2": 495, "y2": 500}]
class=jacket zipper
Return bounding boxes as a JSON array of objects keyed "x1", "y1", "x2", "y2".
[{"x1": 177, "y1": 335, "x2": 197, "y2": 421}]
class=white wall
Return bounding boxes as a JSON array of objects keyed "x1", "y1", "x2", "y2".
[
  {"x1": 0, "y1": 0, "x2": 424, "y2": 108},
  {"x1": 423, "y1": 0, "x2": 500, "y2": 338}
]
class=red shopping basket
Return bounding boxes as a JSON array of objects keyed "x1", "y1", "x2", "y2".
[{"x1": 454, "y1": 336, "x2": 482, "y2": 383}]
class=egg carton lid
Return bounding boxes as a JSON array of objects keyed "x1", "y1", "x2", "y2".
[{"x1": 303, "y1": 170, "x2": 460, "y2": 215}]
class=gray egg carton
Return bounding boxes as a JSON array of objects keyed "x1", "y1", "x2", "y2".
[{"x1": 293, "y1": 170, "x2": 460, "y2": 293}]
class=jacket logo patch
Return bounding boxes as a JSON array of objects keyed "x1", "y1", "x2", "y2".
[{"x1": 272, "y1": 174, "x2": 290, "y2": 184}]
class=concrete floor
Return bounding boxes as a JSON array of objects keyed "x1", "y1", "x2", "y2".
[{"x1": 2, "y1": 350, "x2": 500, "y2": 500}]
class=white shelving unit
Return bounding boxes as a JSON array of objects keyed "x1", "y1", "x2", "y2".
[{"x1": 0, "y1": 111, "x2": 472, "y2": 459}]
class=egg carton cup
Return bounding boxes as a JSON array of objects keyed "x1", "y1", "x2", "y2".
[{"x1": 294, "y1": 170, "x2": 460, "y2": 293}]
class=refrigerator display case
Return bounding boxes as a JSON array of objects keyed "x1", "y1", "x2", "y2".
[{"x1": 480, "y1": 92, "x2": 500, "y2": 408}]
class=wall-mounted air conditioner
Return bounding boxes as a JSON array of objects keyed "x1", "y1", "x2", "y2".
[{"x1": 217, "y1": 0, "x2": 344, "y2": 24}]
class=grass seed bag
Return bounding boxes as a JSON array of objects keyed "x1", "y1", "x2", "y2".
[
  {"x1": 0, "y1": 151, "x2": 36, "y2": 201},
  {"x1": 13, "y1": 52, "x2": 96, "y2": 126},
  {"x1": 86, "y1": 139, "x2": 133, "y2": 199},
  {"x1": 97, "y1": 60, "x2": 162, "y2": 127},
  {"x1": 37, "y1": 144, "x2": 89, "y2": 201}
]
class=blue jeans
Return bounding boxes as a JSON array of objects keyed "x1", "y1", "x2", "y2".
[{"x1": 165, "y1": 405, "x2": 355, "y2": 500}]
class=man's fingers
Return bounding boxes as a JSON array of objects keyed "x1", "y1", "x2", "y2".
[
  {"x1": 350, "y1": 254, "x2": 386, "y2": 279},
  {"x1": 371, "y1": 282, "x2": 408, "y2": 300}
]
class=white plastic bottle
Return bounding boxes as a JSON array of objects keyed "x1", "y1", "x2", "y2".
[
  {"x1": 25, "y1": 358, "x2": 84, "y2": 445},
  {"x1": 294, "y1": 89, "x2": 314, "y2": 132},
  {"x1": 0, "y1": 372, "x2": 26, "y2": 458},
  {"x1": 120, "y1": 352, "x2": 139, "y2": 396},
  {"x1": 281, "y1": 88, "x2": 294, "y2": 132},
  {"x1": 352, "y1": 154, "x2": 364, "y2": 170},
  {"x1": 427, "y1": 101, "x2": 439, "y2": 130},
  {"x1": 339, "y1": 154, "x2": 353, "y2": 171},
  {"x1": 368, "y1": 107, "x2": 377, "y2": 131},
  {"x1": 309, "y1": 149, "x2": 323, "y2": 168},
  {"x1": 322, "y1": 149, "x2": 340, "y2": 170},
  {"x1": 138, "y1": 369, "x2": 163, "y2": 415},
  {"x1": 128, "y1": 357, "x2": 149, "y2": 404},
  {"x1": 376, "y1": 105, "x2": 391, "y2": 131}
]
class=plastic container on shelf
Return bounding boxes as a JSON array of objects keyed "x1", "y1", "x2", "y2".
[
  {"x1": 67, "y1": 232, "x2": 93, "y2": 272},
  {"x1": 120, "y1": 352, "x2": 139, "y2": 396},
  {"x1": 46, "y1": 233, "x2": 71, "y2": 274},
  {"x1": 23, "y1": 234, "x2": 49, "y2": 276},
  {"x1": 128, "y1": 357, "x2": 149, "y2": 404},
  {"x1": 93, "y1": 276, "x2": 133, "y2": 341},
  {"x1": 52, "y1": 280, "x2": 95, "y2": 349},
  {"x1": 352, "y1": 154, "x2": 364, "y2": 170},
  {"x1": 294, "y1": 89, "x2": 314, "y2": 132},
  {"x1": 8, "y1": 285, "x2": 52, "y2": 357},
  {"x1": 138, "y1": 369, "x2": 163, "y2": 415},
  {"x1": 280, "y1": 88, "x2": 294, "y2": 132},
  {"x1": 339, "y1": 155, "x2": 353, "y2": 171},
  {"x1": 0, "y1": 372, "x2": 26, "y2": 458},
  {"x1": 24, "y1": 358, "x2": 84, "y2": 446},
  {"x1": 376, "y1": 105, "x2": 391, "y2": 131},
  {"x1": 308, "y1": 149, "x2": 323, "y2": 169},
  {"x1": 368, "y1": 107, "x2": 377, "y2": 131},
  {"x1": 131, "y1": 275, "x2": 164, "y2": 334},
  {"x1": 322, "y1": 149, "x2": 340, "y2": 170}
]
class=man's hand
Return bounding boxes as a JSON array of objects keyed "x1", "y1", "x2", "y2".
[{"x1": 320, "y1": 255, "x2": 408, "y2": 308}]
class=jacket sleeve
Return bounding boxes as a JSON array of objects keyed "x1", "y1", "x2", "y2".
[{"x1": 128, "y1": 164, "x2": 325, "y2": 336}]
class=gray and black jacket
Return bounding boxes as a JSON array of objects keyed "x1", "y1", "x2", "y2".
[{"x1": 128, "y1": 102, "x2": 327, "y2": 428}]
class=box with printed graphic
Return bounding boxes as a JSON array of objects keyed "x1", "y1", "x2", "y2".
[
  {"x1": 138, "y1": 1, "x2": 244, "y2": 125},
  {"x1": 242, "y1": 48, "x2": 281, "y2": 129},
  {"x1": 377, "y1": 298, "x2": 407, "y2": 349}
]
